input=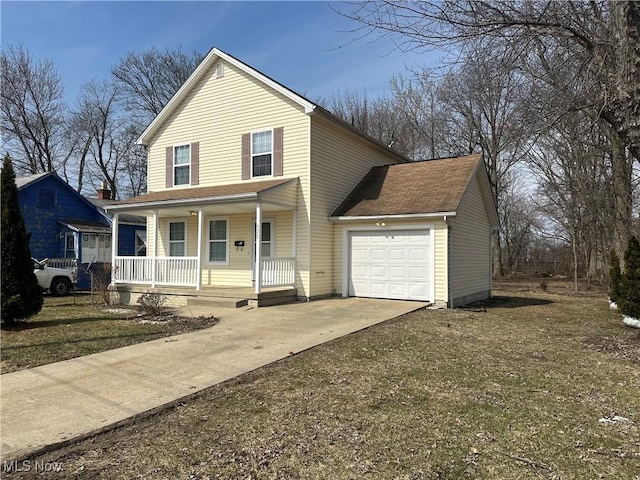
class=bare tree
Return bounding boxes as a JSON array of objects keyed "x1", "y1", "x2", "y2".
[
  {"x1": 0, "y1": 45, "x2": 66, "y2": 174},
  {"x1": 321, "y1": 89, "x2": 415, "y2": 156},
  {"x1": 112, "y1": 46, "x2": 203, "y2": 123},
  {"x1": 338, "y1": 0, "x2": 640, "y2": 258},
  {"x1": 529, "y1": 114, "x2": 615, "y2": 290},
  {"x1": 390, "y1": 73, "x2": 453, "y2": 159},
  {"x1": 72, "y1": 80, "x2": 130, "y2": 199},
  {"x1": 434, "y1": 44, "x2": 535, "y2": 275},
  {"x1": 499, "y1": 169, "x2": 539, "y2": 275}
]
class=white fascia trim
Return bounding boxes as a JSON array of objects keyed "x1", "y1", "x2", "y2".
[
  {"x1": 104, "y1": 192, "x2": 259, "y2": 212},
  {"x1": 329, "y1": 212, "x2": 457, "y2": 222}
]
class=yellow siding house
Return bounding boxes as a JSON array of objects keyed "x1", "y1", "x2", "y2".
[{"x1": 105, "y1": 48, "x2": 499, "y2": 308}]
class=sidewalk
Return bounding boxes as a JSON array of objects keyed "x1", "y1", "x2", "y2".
[{"x1": 0, "y1": 297, "x2": 425, "y2": 461}]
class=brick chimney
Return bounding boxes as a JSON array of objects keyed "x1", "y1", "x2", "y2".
[{"x1": 97, "y1": 181, "x2": 111, "y2": 200}]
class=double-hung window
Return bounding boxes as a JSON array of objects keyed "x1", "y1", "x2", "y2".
[
  {"x1": 169, "y1": 222, "x2": 186, "y2": 256},
  {"x1": 251, "y1": 130, "x2": 273, "y2": 177},
  {"x1": 174, "y1": 145, "x2": 190, "y2": 186},
  {"x1": 208, "y1": 219, "x2": 228, "y2": 264}
]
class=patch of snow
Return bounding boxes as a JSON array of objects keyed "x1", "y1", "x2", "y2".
[
  {"x1": 104, "y1": 308, "x2": 136, "y2": 315},
  {"x1": 599, "y1": 415, "x2": 630, "y2": 425},
  {"x1": 623, "y1": 316, "x2": 640, "y2": 329},
  {"x1": 138, "y1": 319, "x2": 165, "y2": 325},
  {"x1": 609, "y1": 301, "x2": 618, "y2": 310}
]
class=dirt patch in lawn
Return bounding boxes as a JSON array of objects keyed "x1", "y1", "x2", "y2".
[{"x1": 3, "y1": 288, "x2": 640, "y2": 479}]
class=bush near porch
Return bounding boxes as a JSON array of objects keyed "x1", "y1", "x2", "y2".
[{"x1": 7, "y1": 280, "x2": 639, "y2": 479}]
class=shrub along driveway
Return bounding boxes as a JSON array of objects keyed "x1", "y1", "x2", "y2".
[{"x1": 2, "y1": 286, "x2": 639, "y2": 479}]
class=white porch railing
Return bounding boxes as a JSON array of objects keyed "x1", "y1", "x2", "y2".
[
  {"x1": 261, "y1": 257, "x2": 296, "y2": 287},
  {"x1": 113, "y1": 256, "x2": 199, "y2": 287},
  {"x1": 112, "y1": 256, "x2": 295, "y2": 288}
]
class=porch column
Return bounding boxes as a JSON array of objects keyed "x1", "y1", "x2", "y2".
[
  {"x1": 255, "y1": 201, "x2": 262, "y2": 294},
  {"x1": 110, "y1": 212, "x2": 119, "y2": 285},
  {"x1": 152, "y1": 209, "x2": 158, "y2": 288},
  {"x1": 196, "y1": 208, "x2": 203, "y2": 290}
]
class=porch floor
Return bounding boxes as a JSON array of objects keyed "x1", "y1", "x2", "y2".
[{"x1": 111, "y1": 284, "x2": 298, "y2": 308}]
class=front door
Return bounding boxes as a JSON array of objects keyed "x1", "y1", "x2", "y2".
[{"x1": 251, "y1": 219, "x2": 273, "y2": 282}]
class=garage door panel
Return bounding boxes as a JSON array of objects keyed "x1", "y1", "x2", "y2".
[
  {"x1": 370, "y1": 248, "x2": 387, "y2": 261},
  {"x1": 408, "y1": 248, "x2": 426, "y2": 261},
  {"x1": 370, "y1": 282, "x2": 388, "y2": 296},
  {"x1": 349, "y1": 229, "x2": 432, "y2": 302},
  {"x1": 370, "y1": 265, "x2": 387, "y2": 278},
  {"x1": 388, "y1": 266, "x2": 406, "y2": 279}
]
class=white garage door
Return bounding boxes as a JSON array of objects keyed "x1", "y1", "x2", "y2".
[{"x1": 349, "y1": 229, "x2": 432, "y2": 301}]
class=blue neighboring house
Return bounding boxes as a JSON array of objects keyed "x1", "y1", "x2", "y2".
[{"x1": 16, "y1": 172, "x2": 146, "y2": 289}]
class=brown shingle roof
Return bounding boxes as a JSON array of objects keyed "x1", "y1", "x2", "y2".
[
  {"x1": 113, "y1": 178, "x2": 293, "y2": 207},
  {"x1": 332, "y1": 155, "x2": 482, "y2": 217}
]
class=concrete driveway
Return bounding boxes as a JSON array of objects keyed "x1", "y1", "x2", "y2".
[{"x1": 0, "y1": 297, "x2": 426, "y2": 461}]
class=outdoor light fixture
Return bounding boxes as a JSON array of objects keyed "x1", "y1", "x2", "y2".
[
  {"x1": 189, "y1": 211, "x2": 198, "y2": 216},
  {"x1": 376, "y1": 221, "x2": 386, "y2": 227}
]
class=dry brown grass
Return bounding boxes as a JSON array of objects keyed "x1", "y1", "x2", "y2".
[
  {"x1": 1, "y1": 294, "x2": 218, "y2": 374},
  {"x1": 4, "y1": 283, "x2": 640, "y2": 479}
]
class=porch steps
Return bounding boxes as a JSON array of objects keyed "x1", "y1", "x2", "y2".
[
  {"x1": 112, "y1": 285, "x2": 297, "y2": 309},
  {"x1": 187, "y1": 297, "x2": 249, "y2": 309}
]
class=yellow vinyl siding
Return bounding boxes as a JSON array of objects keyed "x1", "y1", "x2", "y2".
[
  {"x1": 310, "y1": 115, "x2": 405, "y2": 297},
  {"x1": 146, "y1": 59, "x2": 310, "y2": 192},
  {"x1": 150, "y1": 211, "x2": 294, "y2": 287},
  {"x1": 448, "y1": 171, "x2": 492, "y2": 305},
  {"x1": 144, "y1": 58, "x2": 311, "y2": 297},
  {"x1": 432, "y1": 222, "x2": 449, "y2": 305}
]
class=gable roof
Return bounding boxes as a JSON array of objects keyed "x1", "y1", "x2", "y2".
[
  {"x1": 137, "y1": 47, "x2": 410, "y2": 163},
  {"x1": 16, "y1": 171, "x2": 112, "y2": 225},
  {"x1": 331, "y1": 155, "x2": 497, "y2": 224},
  {"x1": 137, "y1": 47, "x2": 316, "y2": 146},
  {"x1": 15, "y1": 172, "x2": 54, "y2": 189}
]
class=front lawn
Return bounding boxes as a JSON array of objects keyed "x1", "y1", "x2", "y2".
[
  {"x1": 0, "y1": 294, "x2": 218, "y2": 374},
  {"x1": 4, "y1": 285, "x2": 640, "y2": 479}
]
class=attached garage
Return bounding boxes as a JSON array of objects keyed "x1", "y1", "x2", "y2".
[
  {"x1": 348, "y1": 229, "x2": 433, "y2": 301},
  {"x1": 331, "y1": 155, "x2": 499, "y2": 307}
]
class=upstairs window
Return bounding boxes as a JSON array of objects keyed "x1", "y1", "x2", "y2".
[
  {"x1": 252, "y1": 130, "x2": 273, "y2": 177},
  {"x1": 174, "y1": 145, "x2": 191, "y2": 186}
]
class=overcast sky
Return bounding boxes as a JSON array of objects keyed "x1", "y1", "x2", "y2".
[{"x1": 1, "y1": 1, "x2": 442, "y2": 108}]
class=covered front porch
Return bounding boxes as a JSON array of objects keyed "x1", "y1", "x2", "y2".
[{"x1": 105, "y1": 179, "x2": 300, "y2": 301}]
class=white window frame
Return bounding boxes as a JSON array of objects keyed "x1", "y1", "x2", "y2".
[
  {"x1": 250, "y1": 128, "x2": 274, "y2": 178},
  {"x1": 173, "y1": 144, "x2": 191, "y2": 186},
  {"x1": 207, "y1": 217, "x2": 229, "y2": 265},
  {"x1": 65, "y1": 233, "x2": 76, "y2": 258},
  {"x1": 168, "y1": 221, "x2": 187, "y2": 257}
]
